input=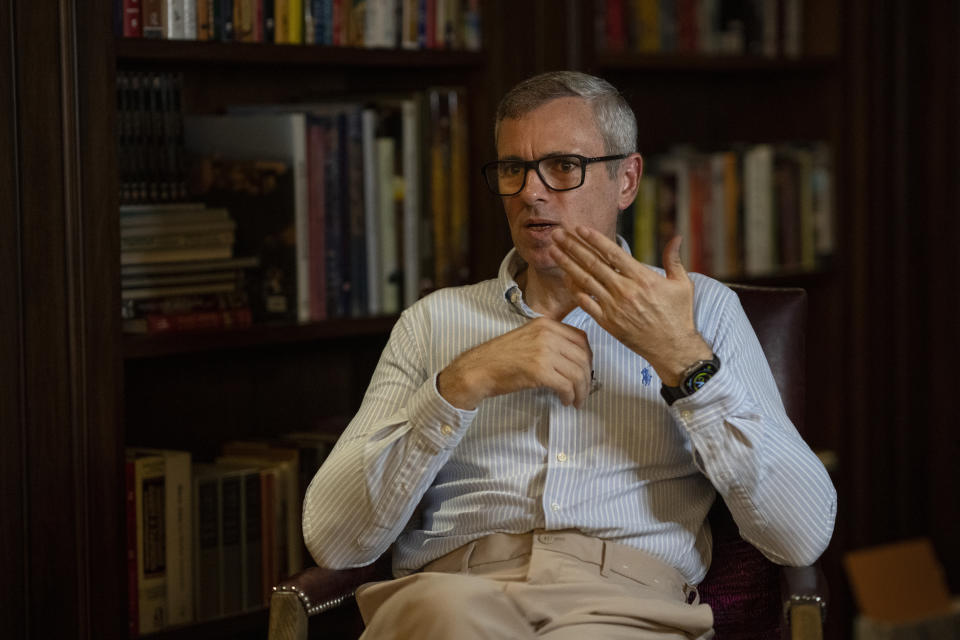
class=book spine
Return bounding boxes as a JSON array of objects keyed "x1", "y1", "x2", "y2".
[
  {"x1": 165, "y1": 0, "x2": 186, "y2": 38},
  {"x1": 307, "y1": 117, "x2": 329, "y2": 321},
  {"x1": 136, "y1": 456, "x2": 167, "y2": 633},
  {"x1": 197, "y1": 0, "x2": 212, "y2": 39},
  {"x1": 400, "y1": 98, "x2": 420, "y2": 308},
  {"x1": 263, "y1": 0, "x2": 275, "y2": 41},
  {"x1": 142, "y1": 308, "x2": 253, "y2": 334},
  {"x1": 123, "y1": 0, "x2": 144, "y2": 37},
  {"x1": 360, "y1": 108, "x2": 381, "y2": 315},
  {"x1": 220, "y1": 473, "x2": 244, "y2": 615},
  {"x1": 143, "y1": 0, "x2": 164, "y2": 37},
  {"x1": 164, "y1": 452, "x2": 194, "y2": 626},
  {"x1": 120, "y1": 229, "x2": 235, "y2": 251},
  {"x1": 193, "y1": 473, "x2": 221, "y2": 621},
  {"x1": 219, "y1": 0, "x2": 235, "y2": 40},
  {"x1": 183, "y1": 0, "x2": 198, "y2": 38},
  {"x1": 243, "y1": 471, "x2": 264, "y2": 609},
  {"x1": 288, "y1": 0, "x2": 304, "y2": 43},
  {"x1": 125, "y1": 460, "x2": 139, "y2": 638}
]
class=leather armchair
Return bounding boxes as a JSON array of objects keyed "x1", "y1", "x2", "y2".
[{"x1": 268, "y1": 284, "x2": 827, "y2": 640}]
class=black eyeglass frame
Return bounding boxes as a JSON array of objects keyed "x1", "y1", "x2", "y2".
[{"x1": 481, "y1": 153, "x2": 630, "y2": 196}]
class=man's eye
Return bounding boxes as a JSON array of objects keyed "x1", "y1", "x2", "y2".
[
  {"x1": 548, "y1": 157, "x2": 580, "y2": 173},
  {"x1": 501, "y1": 163, "x2": 523, "y2": 176}
]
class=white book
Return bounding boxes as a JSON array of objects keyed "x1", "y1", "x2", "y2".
[
  {"x1": 164, "y1": 0, "x2": 186, "y2": 39},
  {"x1": 184, "y1": 113, "x2": 310, "y2": 322},
  {"x1": 743, "y1": 144, "x2": 776, "y2": 276},
  {"x1": 129, "y1": 448, "x2": 193, "y2": 626},
  {"x1": 182, "y1": 0, "x2": 198, "y2": 39}
]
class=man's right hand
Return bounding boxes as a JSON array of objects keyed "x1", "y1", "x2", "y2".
[{"x1": 436, "y1": 318, "x2": 593, "y2": 410}]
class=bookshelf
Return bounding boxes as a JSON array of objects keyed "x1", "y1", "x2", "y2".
[
  {"x1": 17, "y1": 1, "x2": 940, "y2": 639},
  {"x1": 114, "y1": 4, "x2": 492, "y2": 636}
]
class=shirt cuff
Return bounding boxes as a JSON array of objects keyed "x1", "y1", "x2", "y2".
[
  {"x1": 407, "y1": 372, "x2": 478, "y2": 452},
  {"x1": 667, "y1": 364, "x2": 750, "y2": 433}
]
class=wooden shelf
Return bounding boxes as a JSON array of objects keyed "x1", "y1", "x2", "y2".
[
  {"x1": 115, "y1": 37, "x2": 485, "y2": 69},
  {"x1": 594, "y1": 52, "x2": 837, "y2": 72},
  {"x1": 140, "y1": 609, "x2": 267, "y2": 640},
  {"x1": 720, "y1": 268, "x2": 834, "y2": 288},
  {"x1": 123, "y1": 315, "x2": 399, "y2": 359}
]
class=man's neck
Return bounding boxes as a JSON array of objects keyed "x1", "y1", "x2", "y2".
[{"x1": 516, "y1": 265, "x2": 578, "y2": 321}]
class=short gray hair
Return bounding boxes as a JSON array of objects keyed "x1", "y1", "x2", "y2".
[{"x1": 495, "y1": 71, "x2": 638, "y2": 171}]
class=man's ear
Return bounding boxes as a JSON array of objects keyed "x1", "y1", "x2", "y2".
[{"x1": 617, "y1": 153, "x2": 643, "y2": 210}]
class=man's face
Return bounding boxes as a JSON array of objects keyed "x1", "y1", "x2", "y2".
[{"x1": 497, "y1": 96, "x2": 628, "y2": 274}]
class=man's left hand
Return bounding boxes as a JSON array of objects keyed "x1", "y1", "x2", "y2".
[{"x1": 548, "y1": 226, "x2": 713, "y2": 387}]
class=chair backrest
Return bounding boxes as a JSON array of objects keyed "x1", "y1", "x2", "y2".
[{"x1": 698, "y1": 284, "x2": 808, "y2": 639}]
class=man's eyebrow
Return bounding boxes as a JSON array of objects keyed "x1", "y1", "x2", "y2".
[{"x1": 497, "y1": 152, "x2": 575, "y2": 161}]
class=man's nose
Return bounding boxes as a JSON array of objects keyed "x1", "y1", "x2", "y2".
[{"x1": 518, "y1": 166, "x2": 547, "y2": 200}]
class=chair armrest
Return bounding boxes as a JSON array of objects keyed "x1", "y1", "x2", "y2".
[
  {"x1": 268, "y1": 557, "x2": 392, "y2": 640},
  {"x1": 781, "y1": 565, "x2": 828, "y2": 640},
  {"x1": 274, "y1": 556, "x2": 393, "y2": 617}
]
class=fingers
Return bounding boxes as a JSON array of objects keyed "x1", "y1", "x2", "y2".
[
  {"x1": 524, "y1": 319, "x2": 593, "y2": 408},
  {"x1": 662, "y1": 235, "x2": 688, "y2": 281}
]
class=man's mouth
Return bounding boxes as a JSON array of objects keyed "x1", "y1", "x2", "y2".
[{"x1": 526, "y1": 220, "x2": 558, "y2": 230}]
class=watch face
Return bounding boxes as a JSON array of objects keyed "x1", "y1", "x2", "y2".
[{"x1": 682, "y1": 362, "x2": 719, "y2": 394}]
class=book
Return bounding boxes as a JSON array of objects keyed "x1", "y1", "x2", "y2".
[
  {"x1": 182, "y1": 0, "x2": 197, "y2": 38},
  {"x1": 185, "y1": 113, "x2": 311, "y2": 323},
  {"x1": 129, "y1": 448, "x2": 193, "y2": 626},
  {"x1": 164, "y1": 0, "x2": 186, "y2": 38},
  {"x1": 743, "y1": 143, "x2": 776, "y2": 276},
  {"x1": 123, "y1": 0, "x2": 144, "y2": 37},
  {"x1": 192, "y1": 465, "x2": 221, "y2": 621},
  {"x1": 197, "y1": 0, "x2": 214, "y2": 39},
  {"x1": 143, "y1": 0, "x2": 164, "y2": 37},
  {"x1": 219, "y1": 442, "x2": 303, "y2": 576},
  {"x1": 120, "y1": 227, "x2": 235, "y2": 252},
  {"x1": 129, "y1": 451, "x2": 167, "y2": 633},
  {"x1": 124, "y1": 459, "x2": 139, "y2": 638},
  {"x1": 121, "y1": 255, "x2": 259, "y2": 277}
]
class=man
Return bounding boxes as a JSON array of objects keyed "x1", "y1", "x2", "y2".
[{"x1": 302, "y1": 71, "x2": 836, "y2": 639}]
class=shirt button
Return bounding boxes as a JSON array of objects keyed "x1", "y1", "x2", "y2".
[
  {"x1": 551, "y1": 502, "x2": 561, "y2": 512},
  {"x1": 509, "y1": 290, "x2": 520, "y2": 304},
  {"x1": 681, "y1": 410, "x2": 693, "y2": 420},
  {"x1": 441, "y1": 424, "x2": 454, "y2": 436},
  {"x1": 556, "y1": 452, "x2": 567, "y2": 462}
]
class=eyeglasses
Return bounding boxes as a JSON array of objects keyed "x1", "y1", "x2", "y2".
[{"x1": 481, "y1": 153, "x2": 629, "y2": 196}]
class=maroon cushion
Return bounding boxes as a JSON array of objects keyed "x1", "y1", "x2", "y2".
[{"x1": 698, "y1": 501, "x2": 782, "y2": 639}]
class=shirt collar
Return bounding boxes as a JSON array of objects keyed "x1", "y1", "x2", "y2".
[{"x1": 497, "y1": 235, "x2": 633, "y2": 316}]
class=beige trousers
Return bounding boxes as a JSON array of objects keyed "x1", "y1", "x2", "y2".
[{"x1": 356, "y1": 530, "x2": 714, "y2": 639}]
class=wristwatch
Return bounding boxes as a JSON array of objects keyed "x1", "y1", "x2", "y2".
[{"x1": 660, "y1": 354, "x2": 721, "y2": 405}]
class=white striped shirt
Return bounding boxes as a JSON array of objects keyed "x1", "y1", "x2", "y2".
[{"x1": 302, "y1": 248, "x2": 837, "y2": 584}]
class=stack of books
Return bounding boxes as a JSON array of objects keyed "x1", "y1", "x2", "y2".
[{"x1": 120, "y1": 202, "x2": 256, "y2": 334}]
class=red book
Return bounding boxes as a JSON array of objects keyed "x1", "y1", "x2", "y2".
[
  {"x1": 123, "y1": 0, "x2": 143, "y2": 38},
  {"x1": 605, "y1": 0, "x2": 625, "y2": 53}
]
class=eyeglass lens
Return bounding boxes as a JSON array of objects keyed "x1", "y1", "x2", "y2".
[{"x1": 489, "y1": 155, "x2": 584, "y2": 195}]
